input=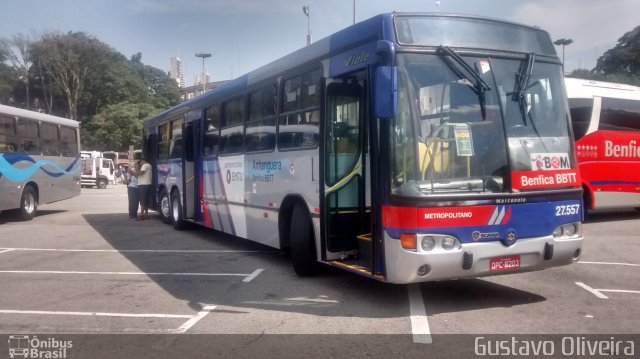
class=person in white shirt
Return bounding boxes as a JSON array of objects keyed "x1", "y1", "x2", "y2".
[
  {"x1": 136, "y1": 158, "x2": 152, "y2": 220},
  {"x1": 126, "y1": 162, "x2": 140, "y2": 219}
]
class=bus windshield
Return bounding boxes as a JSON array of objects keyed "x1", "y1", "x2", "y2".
[{"x1": 391, "y1": 52, "x2": 573, "y2": 196}]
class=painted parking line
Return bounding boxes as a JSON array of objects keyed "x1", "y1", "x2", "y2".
[
  {"x1": 0, "y1": 248, "x2": 274, "y2": 254},
  {"x1": 408, "y1": 284, "x2": 432, "y2": 344},
  {"x1": 575, "y1": 282, "x2": 609, "y2": 299},
  {"x1": 0, "y1": 269, "x2": 265, "y2": 282},
  {"x1": 169, "y1": 305, "x2": 217, "y2": 334},
  {"x1": 0, "y1": 309, "x2": 192, "y2": 319},
  {"x1": 1, "y1": 306, "x2": 217, "y2": 334},
  {"x1": 575, "y1": 282, "x2": 640, "y2": 299},
  {"x1": 579, "y1": 261, "x2": 640, "y2": 267}
]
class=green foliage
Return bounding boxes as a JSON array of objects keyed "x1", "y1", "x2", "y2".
[
  {"x1": 1, "y1": 31, "x2": 180, "y2": 150},
  {"x1": 82, "y1": 102, "x2": 161, "y2": 151},
  {"x1": 596, "y1": 26, "x2": 640, "y2": 76}
]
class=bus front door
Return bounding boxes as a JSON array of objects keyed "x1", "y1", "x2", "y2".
[{"x1": 322, "y1": 79, "x2": 370, "y2": 268}]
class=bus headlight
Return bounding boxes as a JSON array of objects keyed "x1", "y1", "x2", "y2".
[
  {"x1": 441, "y1": 236, "x2": 457, "y2": 250},
  {"x1": 421, "y1": 236, "x2": 436, "y2": 251},
  {"x1": 553, "y1": 222, "x2": 582, "y2": 238}
]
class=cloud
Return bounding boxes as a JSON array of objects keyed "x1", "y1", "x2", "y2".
[{"x1": 511, "y1": 1, "x2": 637, "y2": 52}]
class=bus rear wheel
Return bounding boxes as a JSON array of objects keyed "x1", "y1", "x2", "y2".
[
  {"x1": 159, "y1": 189, "x2": 171, "y2": 224},
  {"x1": 18, "y1": 186, "x2": 37, "y2": 221},
  {"x1": 171, "y1": 191, "x2": 186, "y2": 230},
  {"x1": 290, "y1": 203, "x2": 317, "y2": 276}
]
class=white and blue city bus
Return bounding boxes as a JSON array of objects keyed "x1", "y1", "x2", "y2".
[
  {"x1": 0, "y1": 104, "x2": 81, "y2": 220},
  {"x1": 143, "y1": 13, "x2": 583, "y2": 283}
]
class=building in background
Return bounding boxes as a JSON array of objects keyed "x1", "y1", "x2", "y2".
[{"x1": 169, "y1": 57, "x2": 186, "y2": 88}]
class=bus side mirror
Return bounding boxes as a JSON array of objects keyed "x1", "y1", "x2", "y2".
[{"x1": 374, "y1": 66, "x2": 398, "y2": 119}]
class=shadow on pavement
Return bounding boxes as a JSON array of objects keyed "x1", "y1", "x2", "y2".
[{"x1": 83, "y1": 213, "x2": 546, "y2": 319}]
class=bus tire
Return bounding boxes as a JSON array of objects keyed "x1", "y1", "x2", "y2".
[
  {"x1": 290, "y1": 203, "x2": 317, "y2": 276},
  {"x1": 159, "y1": 189, "x2": 171, "y2": 224},
  {"x1": 97, "y1": 178, "x2": 108, "y2": 189},
  {"x1": 18, "y1": 186, "x2": 38, "y2": 221},
  {"x1": 171, "y1": 191, "x2": 186, "y2": 230}
]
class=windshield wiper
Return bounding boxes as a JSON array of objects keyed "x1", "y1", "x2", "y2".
[
  {"x1": 436, "y1": 46, "x2": 491, "y2": 94},
  {"x1": 436, "y1": 46, "x2": 491, "y2": 120},
  {"x1": 512, "y1": 53, "x2": 536, "y2": 125}
]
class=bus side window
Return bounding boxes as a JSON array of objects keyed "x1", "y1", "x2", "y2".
[
  {"x1": 246, "y1": 85, "x2": 276, "y2": 153},
  {"x1": 158, "y1": 122, "x2": 171, "y2": 160},
  {"x1": 219, "y1": 96, "x2": 245, "y2": 155},
  {"x1": 40, "y1": 122, "x2": 60, "y2": 156},
  {"x1": 169, "y1": 118, "x2": 184, "y2": 159},
  {"x1": 0, "y1": 115, "x2": 18, "y2": 153},
  {"x1": 60, "y1": 126, "x2": 78, "y2": 157},
  {"x1": 278, "y1": 68, "x2": 321, "y2": 150},
  {"x1": 203, "y1": 104, "x2": 221, "y2": 156},
  {"x1": 17, "y1": 118, "x2": 40, "y2": 155}
]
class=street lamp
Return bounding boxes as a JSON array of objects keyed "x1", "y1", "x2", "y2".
[
  {"x1": 303, "y1": 5, "x2": 311, "y2": 45},
  {"x1": 553, "y1": 38, "x2": 573, "y2": 66},
  {"x1": 353, "y1": 0, "x2": 355, "y2": 24},
  {"x1": 195, "y1": 52, "x2": 211, "y2": 94}
]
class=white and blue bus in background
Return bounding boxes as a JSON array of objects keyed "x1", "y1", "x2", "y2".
[
  {"x1": 0, "y1": 104, "x2": 81, "y2": 220},
  {"x1": 143, "y1": 13, "x2": 583, "y2": 283}
]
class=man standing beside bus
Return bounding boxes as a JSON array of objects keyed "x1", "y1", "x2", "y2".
[{"x1": 136, "y1": 158, "x2": 152, "y2": 220}]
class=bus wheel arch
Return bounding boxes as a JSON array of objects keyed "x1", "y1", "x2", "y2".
[{"x1": 18, "y1": 183, "x2": 38, "y2": 221}]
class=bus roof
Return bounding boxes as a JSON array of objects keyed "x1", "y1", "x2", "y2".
[
  {"x1": 145, "y1": 12, "x2": 555, "y2": 129},
  {"x1": 565, "y1": 77, "x2": 640, "y2": 100},
  {"x1": 0, "y1": 104, "x2": 79, "y2": 127}
]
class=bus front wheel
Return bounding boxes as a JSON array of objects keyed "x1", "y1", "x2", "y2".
[
  {"x1": 18, "y1": 186, "x2": 37, "y2": 221},
  {"x1": 290, "y1": 203, "x2": 317, "y2": 276}
]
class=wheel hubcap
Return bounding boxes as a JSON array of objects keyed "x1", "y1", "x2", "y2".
[
  {"x1": 24, "y1": 193, "x2": 35, "y2": 213},
  {"x1": 161, "y1": 196, "x2": 170, "y2": 217}
]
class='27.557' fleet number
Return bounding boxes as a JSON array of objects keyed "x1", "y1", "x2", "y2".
[{"x1": 555, "y1": 204, "x2": 580, "y2": 216}]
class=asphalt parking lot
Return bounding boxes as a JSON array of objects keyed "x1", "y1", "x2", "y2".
[{"x1": 0, "y1": 186, "x2": 639, "y2": 357}]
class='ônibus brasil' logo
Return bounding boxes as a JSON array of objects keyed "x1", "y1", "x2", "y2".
[{"x1": 530, "y1": 153, "x2": 570, "y2": 171}]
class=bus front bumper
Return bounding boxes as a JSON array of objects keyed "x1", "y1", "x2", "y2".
[{"x1": 383, "y1": 233, "x2": 583, "y2": 284}]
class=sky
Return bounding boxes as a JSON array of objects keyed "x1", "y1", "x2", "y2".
[{"x1": 1, "y1": 0, "x2": 638, "y2": 86}]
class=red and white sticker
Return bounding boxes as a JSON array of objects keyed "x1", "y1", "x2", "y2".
[{"x1": 512, "y1": 169, "x2": 580, "y2": 190}]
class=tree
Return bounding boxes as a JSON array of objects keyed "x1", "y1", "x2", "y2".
[
  {"x1": 31, "y1": 32, "x2": 114, "y2": 121},
  {"x1": 1, "y1": 34, "x2": 33, "y2": 108},
  {"x1": 82, "y1": 102, "x2": 160, "y2": 151},
  {"x1": 129, "y1": 52, "x2": 181, "y2": 108},
  {"x1": 595, "y1": 26, "x2": 640, "y2": 79}
]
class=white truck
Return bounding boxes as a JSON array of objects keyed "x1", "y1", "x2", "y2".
[{"x1": 80, "y1": 151, "x2": 115, "y2": 189}]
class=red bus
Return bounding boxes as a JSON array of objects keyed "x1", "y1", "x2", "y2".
[{"x1": 566, "y1": 78, "x2": 640, "y2": 212}]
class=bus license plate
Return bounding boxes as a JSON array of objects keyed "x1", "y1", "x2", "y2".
[{"x1": 489, "y1": 255, "x2": 520, "y2": 271}]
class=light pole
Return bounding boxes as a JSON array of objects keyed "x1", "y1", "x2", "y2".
[
  {"x1": 303, "y1": 5, "x2": 311, "y2": 45},
  {"x1": 195, "y1": 52, "x2": 211, "y2": 94},
  {"x1": 353, "y1": 0, "x2": 355, "y2": 24},
  {"x1": 553, "y1": 38, "x2": 573, "y2": 66}
]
